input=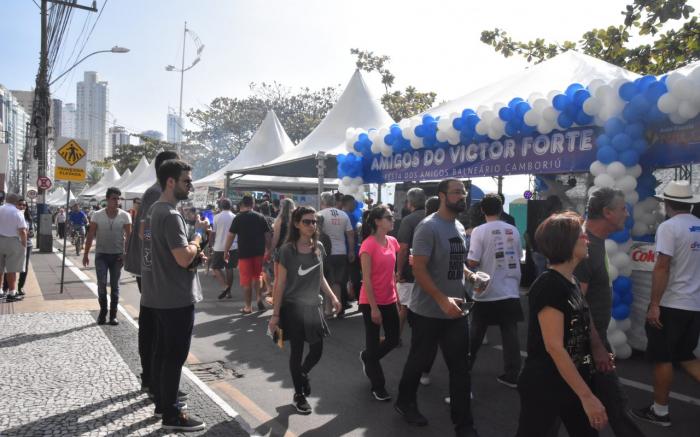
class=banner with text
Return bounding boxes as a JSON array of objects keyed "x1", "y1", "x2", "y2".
[{"x1": 362, "y1": 127, "x2": 600, "y2": 183}]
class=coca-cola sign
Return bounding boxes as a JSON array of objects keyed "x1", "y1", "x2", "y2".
[{"x1": 630, "y1": 242, "x2": 656, "y2": 271}]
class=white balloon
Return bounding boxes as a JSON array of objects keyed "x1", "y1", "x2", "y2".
[
  {"x1": 669, "y1": 112, "x2": 689, "y2": 125},
  {"x1": 527, "y1": 93, "x2": 545, "y2": 104},
  {"x1": 481, "y1": 110, "x2": 496, "y2": 121},
  {"x1": 633, "y1": 206, "x2": 647, "y2": 221},
  {"x1": 607, "y1": 319, "x2": 618, "y2": 332},
  {"x1": 627, "y1": 164, "x2": 642, "y2": 178},
  {"x1": 619, "y1": 264, "x2": 633, "y2": 277},
  {"x1": 595, "y1": 85, "x2": 614, "y2": 99},
  {"x1": 665, "y1": 72, "x2": 684, "y2": 88},
  {"x1": 537, "y1": 120, "x2": 553, "y2": 135},
  {"x1": 678, "y1": 100, "x2": 700, "y2": 120},
  {"x1": 614, "y1": 343, "x2": 632, "y2": 360},
  {"x1": 608, "y1": 329, "x2": 628, "y2": 348},
  {"x1": 617, "y1": 318, "x2": 632, "y2": 332},
  {"x1": 590, "y1": 161, "x2": 607, "y2": 177},
  {"x1": 488, "y1": 119, "x2": 505, "y2": 140},
  {"x1": 410, "y1": 137, "x2": 423, "y2": 149},
  {"x1": 533, "y1": 98, "x2": 549, "y2": 112},
  {"x1": 606, "y1": 162, "x2": 627, "y2": 179},
  {"x1": 624, "y1": 190, "x2": 639, "y2": 205},
  {"x1": 475, "y1": 121, "x2": 489, "y2": 136},
  {"x1": 523, "y1": 110, "x2": 540, "y2": 126},
  {"x1": 380, "y1": 144, "x2": 393, "y2": 157},
  {"x1": 491, "y1": 102, "x2": 506, "y2": 112},
  {"x1": 476, "y1": 105, "x2": 490, "y2": 116},
  {"x1": 587, "y1": 79, "x2": 605, "y2": 94},
  {"x1": 657, "y1": 93, "x2": 679, "y2": 114},
  {"x1": 611, "y1": 78, "x2": 627, "y2": 93},
  {"x1": 437, "y1": 117, "x2": 452, "y2": 131},
  {"x1": 582, "y1": 96, "x2": 601, "y2": 116},
  {"x1": 341, "y1": 176, "x2": 352, "y2": 186},
  {"x1": 608, "y1": 263, "x2": 619, "y2": 281},
  {"x1": 542, "y1": 107, "x2": 559, "y2": 122},
  {"x1": 547, "y1": 90, "x2": 562, "y2": 101},
  {"x1": 631, "y1": 222, "x2": 649, "y2": 236},
  {"x1": 618, "y1": 239, "x2": 633, "y2": 253},
  {"x1": 611, "y1": 252, "x2": 631, "y2": 270},
  {"x1": 594, "y1": 174, "x2": 615, "y2": 188},
  {"x1": 605, "y1": 239, "x2": 619, "y2": 255},
  {"x1": 345, "y1": 127, "x2": 358, "y2": 141},
  {"x1": 671, "y1": 78, "x2": 693, "y2": 100},
  {"x1": 351, "y1": 176, "x2": 363, "y2": 187},
  {"x1": 689, "y1": 67, "x2": 700, "y2": 85},
  {"x1": 617, "y1": 175, "x2": 638, "y2": 192}
]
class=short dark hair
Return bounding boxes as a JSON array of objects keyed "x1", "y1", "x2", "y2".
[
  {"x1": 535, "y1": 212, "x2": 584, "y2": 264},
  {"x1": 587, "y1": 187, "x2": 624, "y2": 220},
  {"x1": 425, "y1": 196, "x2": 440, "y2": 215},
  {"x1": 241, "y1": 195, "x2": 254, "y2": 207},
  {"x1": 342, "y1": 194, "x2": 355, "y2": 206},
  {"x1": 260, "y1": 201, "x2": 271, "y2": 216},
  {"x1": 154, "y1": 150, "x2": 180, "y2": 170},
  {"x1": 665, "y1": 199, "x2": 691, "y2": 213},
  {"x1": 437, "y1": 178, "x2": 463, "y2": 195},
  {"x1": 157, "y1": 159, "x2": 192, "y2": 190},
  {"x1": 219, "y1": 198, "x2": 232, "y2": 210},
  {"x1": 481, "y1": 193, "x2": 503, "y2": 216},
  {"x1": 105, "y1": 186, "x2": 121, "y2": 199}
]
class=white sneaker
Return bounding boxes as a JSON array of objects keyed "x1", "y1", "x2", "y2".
[{"x1": 419, "y1": 373, "x2": 431, "y2": 386}]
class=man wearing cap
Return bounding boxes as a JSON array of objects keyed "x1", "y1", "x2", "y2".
[{"x1": 631, "y1": 181, "x2": 700, "y2": 428}]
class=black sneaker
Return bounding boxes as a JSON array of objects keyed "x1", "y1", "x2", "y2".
[
  {"x1": 108, "y1": 318, "x2": 119, "y2": 326},
  {"x1": 394, "y1": 402, "x2": 428, "y2": 426},
  {"x1": 630, "y1": 405, "x2": 671, "y2": 427},
  {"x1": 294, "y1": 393, "x2": 312, "y2": 415},
  {"x1": 16, "y1": 290, "x2": 25, "y2": 296},
  {"x1": 372, "y1": 387, "x2": 392, "y2": 401},
  {"x1": 359, "y1": 351, "x2": 368, "y2": 377},
  {"x1": 178, "y1": 389, "x2": 189, "y2": 400},
  {"x1": 155, "y1": 401, "x2": 188, "y2": 418},
  {"x1": 496, "y1": 374, "x2": 518, "y2": 389},
  {"x1": 161, "y1": 412, "x2": 205, "y2": 431},
  {"x1": 217, "y1": 289, "x2": 230, "y2": 299},
  {"x1": 257, "y1": 300, "x2": 266, "y2": 311},
  {"x1": 5, "y1": 294, "x2": 23, "y2": 302},
  {"x1": 301, "y1": 372, "x2": 311, "y2": 396}
]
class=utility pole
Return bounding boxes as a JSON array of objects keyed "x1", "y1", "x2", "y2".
[{"x1": 34, "y1": 0, "x2": 96, "y2": 252}]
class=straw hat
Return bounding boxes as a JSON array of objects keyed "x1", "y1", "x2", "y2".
[{"x1": 656, "y1": 180, "x2": 700, "y2": 203}]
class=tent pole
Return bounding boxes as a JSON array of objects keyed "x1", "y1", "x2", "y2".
[
  {"x1": 224, "y1": 172, "x2": 231, "y2": 199},
  {"x1": 377, "y1": 183, "x2": 382, "y2": 204},
  {"x1": 316, "y1": 152, "x2": 326, "y2": 210}
]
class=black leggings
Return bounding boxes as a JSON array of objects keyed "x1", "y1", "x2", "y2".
[
  {"x1": 360, "y1": 303, "x2": 400, "y2": 390},
  {"x1": 289, "y1": 337, "x2": 323, "y2": 395}
]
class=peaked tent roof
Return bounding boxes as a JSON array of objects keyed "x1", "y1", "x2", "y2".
[
  {"x1": 235, "y1": 69, "x2": 394, "y2": 178},
  {"x1": 113, "y1": 169, "x2": 132, "y2": 190},
  {"x1": 46, "y1": 187, "x2": 76, "y2": 206},
  {"x1": 123, "y1": 159, "x2": 156, "y2": 198},
  {"x1": 80, "y1": 165, "x2": 121, "y2": 197},
  {"x1": 194, "y1": 110, "x2": 296, "y2": 188},
  {"x1": 426, "y1": 51, "x2": 640, "y2": 118}
]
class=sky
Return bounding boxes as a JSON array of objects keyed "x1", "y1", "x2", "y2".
[{"x1": 3, "y1": 0, "x2": 695, "y2": 195}]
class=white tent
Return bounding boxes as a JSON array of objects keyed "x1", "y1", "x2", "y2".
[
  {"x1": 194, "y1": 110, "x2": 295, "y2": 188},
  {"x1": 424, "y1": 51, "x2": 640, "y2": 119},
  {"x1": 123, "y1": 159, "x2": 156, "y2": 198},
  {"x1": 235, "y1": 70, "x2": 394, "y2": 178},
  {"x1": 46, "y1": 187, "x2": 76, "y2": 206},
  {"x1": 80, "y1": 165, "x2": 122, "y2": 198},
  {"x1": 112, "y1": 168, "x2": 132, "y2": 190}
]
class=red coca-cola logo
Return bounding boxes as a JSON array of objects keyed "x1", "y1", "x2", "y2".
[{"x1": 632, "y1": 249, "x2": 655, "y2": 262}]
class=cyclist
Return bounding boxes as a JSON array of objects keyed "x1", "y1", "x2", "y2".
[{"x1": 68, "y1": 203, "x2": 88, "y2": 253}]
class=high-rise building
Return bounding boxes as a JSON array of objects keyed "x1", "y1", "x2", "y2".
[
  {"x1": 167, "y1": 108, "x2": 182, "y2": 144},
  {"x1": 62, "y1": 103, "x2": 76, "y2": 138},
  {"x1": 109, "y1": 125, "x2": 130, "y2": 155},
  {"x1": 52, "y1": 98, "x2": 62, "y2": 138},
  {"x1": 0, "y1": 85, "x2": 30, "y2": 193},
  {"x1": 76, "y1": 71, "x2": 109, "y2": 163}
]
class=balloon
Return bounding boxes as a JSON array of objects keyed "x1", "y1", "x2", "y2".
[
  {"x1": 589, "y1": 161, "x2": 607, "y2": 177},
  {"x1": 613, "y1": 276, "x2": 632, "y2": 294},
  {"x1": 614, "y1": 342, "x2": 632, "y2": 359},
  {"x1": 523, "y1": 110, "x2": 540, "y2": 126},
  {"x1": 608, "y1": 264, "x2": 619, "y2": 282},
  {"x1": 604, "y1": 118, "x2": 626, "y2": 136},
  {"x1": 619, "y1": 82, "x2": 637, "y2": 101},
  {"x1": 606, "y1": 162, "x2": 626, "y2": 179},
  {"x1": 596, "y1": 147, "x2": 618, "y2": 164},
  {"x1": 657, "y1": 93, "x2": 679, "y2": 114},
  {"x1": 632, "y1": 222, "x2": 649, "y2": 236},
  {"x1": 624, "y1": 190, "x2": 639, "y2": 206},
  {"x1": 609, "y1": 229, "x2": 630, "y2": 243},
  {"x1": 583, "y1": 96, "x2": 601, "y2": 115},
  {"x1": 612, "y1": 304, "x2": 631, "y2": 320},
  {"x1": 605, "y1": 239, "x2": 619, "y2": 255},
  {"x1": 612, "y1": 133, "x2": 632, "y2": 151},
  {"x1": 617, "y1": 318, "x2": 632, "y2": 332},
  {"x1": 594, "y1": 174, "x2": 615, "y2": 188},
  {"x1": 542, "y1": 107, "x2": 559, "y2": 122},
  {"x1": 617, "y1": 175, "x2": 638, "y2": 192},
  {"x1": 608, "y1": 328, "x2": 628, "y2": 347},
  {"x1": 619, "y1": 150, "x2": 640, "y2": 167},
  {"x1": 557, "y1": 112, "x2": 573, "y2": 129}
]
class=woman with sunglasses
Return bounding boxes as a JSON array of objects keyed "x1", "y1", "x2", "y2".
[
  {"x1": 268, "y1": 206, "x2": 341, "y2": 415},
  {"x1": 358, "y1": 205, "x2": 401, "y2": 401},
  {"x1": 516, "y1": 212, "x2": 607, "y2": 436}
]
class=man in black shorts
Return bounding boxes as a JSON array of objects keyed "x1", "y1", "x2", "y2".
[
  {"x1": 631, "y1": 181, "x2": 700, "y2": 428},
  {"x1": 210, "y1": 198, "x2": 239, "y2": 299}
]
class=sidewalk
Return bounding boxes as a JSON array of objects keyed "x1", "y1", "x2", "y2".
[{"x1": 0, "y1": 249, "x2": 250, "y2": 436}]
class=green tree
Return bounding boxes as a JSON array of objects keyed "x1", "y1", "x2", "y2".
[
  {"x1": 480, "y1": 0, "x2": 698, "y2": 74},
  {"x1": 351, "y1": 48, "x2": 436, "y2": 121},
  {"x1": 94, "y1": 135, "x2": 178, "y2": 175},
  {"x1": 185, "y1": 83, "x2": 339, "y2": 178}
]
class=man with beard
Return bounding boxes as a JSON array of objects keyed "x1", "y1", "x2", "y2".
[
  {"x1": 141, "y1": 159, "x2": 207, "y2": 431},
  {"x1": 395, "y1": 178, "x2": 480, "y2": 437}
]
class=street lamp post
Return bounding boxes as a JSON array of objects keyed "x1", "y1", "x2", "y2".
[
  {"x1": 49, "y1": 46, "x2": 130, "y2": 86},
  {"x1": 165, "y1": 22, "x2": 204, "y2": 154}
]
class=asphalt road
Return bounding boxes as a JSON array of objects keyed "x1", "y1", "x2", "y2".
[{"x1": 57, "y1": 240, "x2": 700, "y2": 437}]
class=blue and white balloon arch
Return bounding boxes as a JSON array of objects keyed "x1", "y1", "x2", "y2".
[{"x1": 337, "y1": 65, "x2": 700, "y2": 359}]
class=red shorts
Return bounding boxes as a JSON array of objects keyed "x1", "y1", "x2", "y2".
[{"x1": 239, "y1": 256, "x2": 264, "y2": 286}]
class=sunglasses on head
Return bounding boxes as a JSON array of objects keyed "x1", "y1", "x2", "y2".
[{"x1": 301, "y1": 219, "x2": 317, "y2": 226}]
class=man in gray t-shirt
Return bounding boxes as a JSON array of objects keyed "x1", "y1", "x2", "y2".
[{"x1": 396, "y1": 179, "x2": 479, "y2": 436}]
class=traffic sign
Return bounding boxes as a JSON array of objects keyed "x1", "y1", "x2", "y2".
[
  {"x1": 37, "y1": 176, "x2": 52, "y2": 190},
  {"x1": 55, "y1": 137, "x2": 87, "y2": 182},
  {"x1": 27, "y1": 189, "x2": 38, "y2": 199}
]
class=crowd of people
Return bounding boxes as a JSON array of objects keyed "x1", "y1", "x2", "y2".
[{"x1": 2, "y1": 149, "x2": 700, "y2": 435}]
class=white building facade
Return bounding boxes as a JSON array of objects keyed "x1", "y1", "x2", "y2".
[
  {"x1": 167, "y1": 109, "x2": 182, "y2": 144},
  {"x1": 76, "y1": 71, "x2": 109, "y2": 163},
  {"x1": 0, "y1": 85, "x2": 30, "y2": 193},
  {"x1": 62, "y1": 103, "x2": 76, "y2": 138}
]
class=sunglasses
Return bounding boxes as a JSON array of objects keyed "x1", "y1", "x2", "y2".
[{"x1": 301, "y1": 219, "x2": 317, "y2": 226}]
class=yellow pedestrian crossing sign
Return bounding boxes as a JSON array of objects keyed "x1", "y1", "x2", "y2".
[{"x1": 55, "y1": 137, "x2": 87, "y2": 182}]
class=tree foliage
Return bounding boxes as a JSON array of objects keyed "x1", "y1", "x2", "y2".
[
  {"x1": 480, "y1": 0, "x2": 698, "y2": 74},
  {"x1": 351, "y1": 48, "x2": 436, "y2": 121},
  {"x1": 184, "y1": 83, "x2": 339, "y2": 178},
  {"x1": 93, "y1": 135, "x2": 177, "y2": 175}
]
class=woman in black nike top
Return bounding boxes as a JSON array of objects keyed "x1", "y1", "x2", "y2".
[
  {"x1": 268, "y1": 206, "x2": 341, "y2": 415},
  {"x1": 516, "y1": 212, "x2": 607, "y2": 437}
]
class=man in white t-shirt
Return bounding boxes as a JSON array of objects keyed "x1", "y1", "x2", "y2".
[
  {"x1": 210, "y1": 198, "x2": 238, "y2": 299},
  {"x1": 632, "y1": 181, "x2": 700, "y2": 428},
  {"x1": 317, "y1": 192, "x2": 355, "y2": 317},
  {"x1": 83, "y1": 187, "x2": 132, "y2": 325},
  {"x1": 0, "y1": 193, "x2": 29, "y2": 302},
  {"x1": 467, "y1": 193, "x2": 523, "y2": 388}
]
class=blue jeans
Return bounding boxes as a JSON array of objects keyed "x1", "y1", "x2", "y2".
[{"x1": 95, "y1": 253, "x2": 123, "y2": 314}]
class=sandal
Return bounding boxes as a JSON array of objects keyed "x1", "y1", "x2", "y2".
[{"x1": 240, "y1": 307, "x2": 252, "y2": 314}]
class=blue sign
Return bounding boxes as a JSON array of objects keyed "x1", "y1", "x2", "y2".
[
  {"x1": 363, "y1": 127, "x2": 600, "y2": 183},
  {"x1": 641, "y1": 115, "x2": 700, "y2": 169}
]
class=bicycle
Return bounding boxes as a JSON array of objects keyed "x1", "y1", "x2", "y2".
[{"x1": 70, "y1": 225, "x2": 85, "y2": 256}]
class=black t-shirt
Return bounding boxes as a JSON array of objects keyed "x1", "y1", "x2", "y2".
[
  {"x1": 229, "y1": 210, "x2": 271, "y2": 258},
  {"x1": 525, "y1": 269, "x2": 593, "y2": 376},
  {"x1": 573, "y1": 231, "x2": 611, "y2": 338}
]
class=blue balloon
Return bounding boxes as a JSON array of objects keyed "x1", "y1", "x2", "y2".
[
  {"x1": 521, "y1": 124, "x2": 536, "y2": 135},
  {"x1": 553, "y1": 94, "x2": 569, "y2": 111},
  {"x1": 645, "y1": 81, "x2": 668, "y2": 101},
  {"x1": 635, "y1": 75, "x2": 657, "y2": 93},
  {"x1": 557, "y1": 112, "x2": 573, "y2": 128},
  {"x1": 604, "y1": 118, "x2": 626, "y2": 136},
  {"x1": 619, "y1": 82, "x2": 637, "y2": 101},
  {"x1": 573, "y1": 89, "x2": 591, "y2": 107},
  {"x1": 625, "y1": 123, "x2": 645, "y2": 139},
  {"x1": 509, "y1": 97, "x2": 524, "y2": 107},
  {"x1": 575, "y1": 111, "x2": 594, "y2": 126},
  {"x1": 625, "y1": 215, "x2": 634, "y2": 229},
  {"x1": 515, "y1": 101, "x2": 531, "y2": 118},
  {"x1": 505, "y1": 122, "x2": 519, "y2": 137},
  {"x1": 612, "y1": 133, "x2": 632, "y2": 151},
  {"x1": 452, "y1": 117, "x2": 464, "y2": 131},
  {"x1": 632, "y1": 138, "x2": 648, "y2": 154},
  {"x1": 613, "y1": 276, "x2": 632, "y2": 293},
  {"x1": 597, "y1": 134, "x2": 611, "y2": 148},
  {"x1": 621, "y1": 290, "x2": 634, "y2": 305},
  {"x1": 610, "y1": 229, "x2": 630, "y2": 243},
  {"x1": 565, "y1": 83, "x2": 584, "y2": 97},
  {"x1": 620, "y1": 149, "x2": 640, "y2": 167},
  {"x1": 612, "y1": 304, "x2": 631, "y2": 321},
  {"x1": 630, "y1": 94, "x2": 650, "y2": 114},
  {"x1": 597, "y1": 146, "x2": 618, "y2": 164},
  {"x1": 499, "y1": 107, "x2": 514, "y2": 122},
  {"x1": 466, "y1": 114, "x2": 480, "y2": 128},
  {"x1": 645, "y1": 105, "x2": 667, "y2": 124}
]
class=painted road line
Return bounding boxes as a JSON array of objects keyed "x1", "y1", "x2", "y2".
[
  {"x1": 492, "y1": 345, "x2": 700, "y2": 406},
  {"x1": 53, "y1": 251, "x2": 261, "y2": 436}
]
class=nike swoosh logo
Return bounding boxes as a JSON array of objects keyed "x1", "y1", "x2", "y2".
[{"x1": 298, "y1": 263, "x2": 320, "y2": 276}]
